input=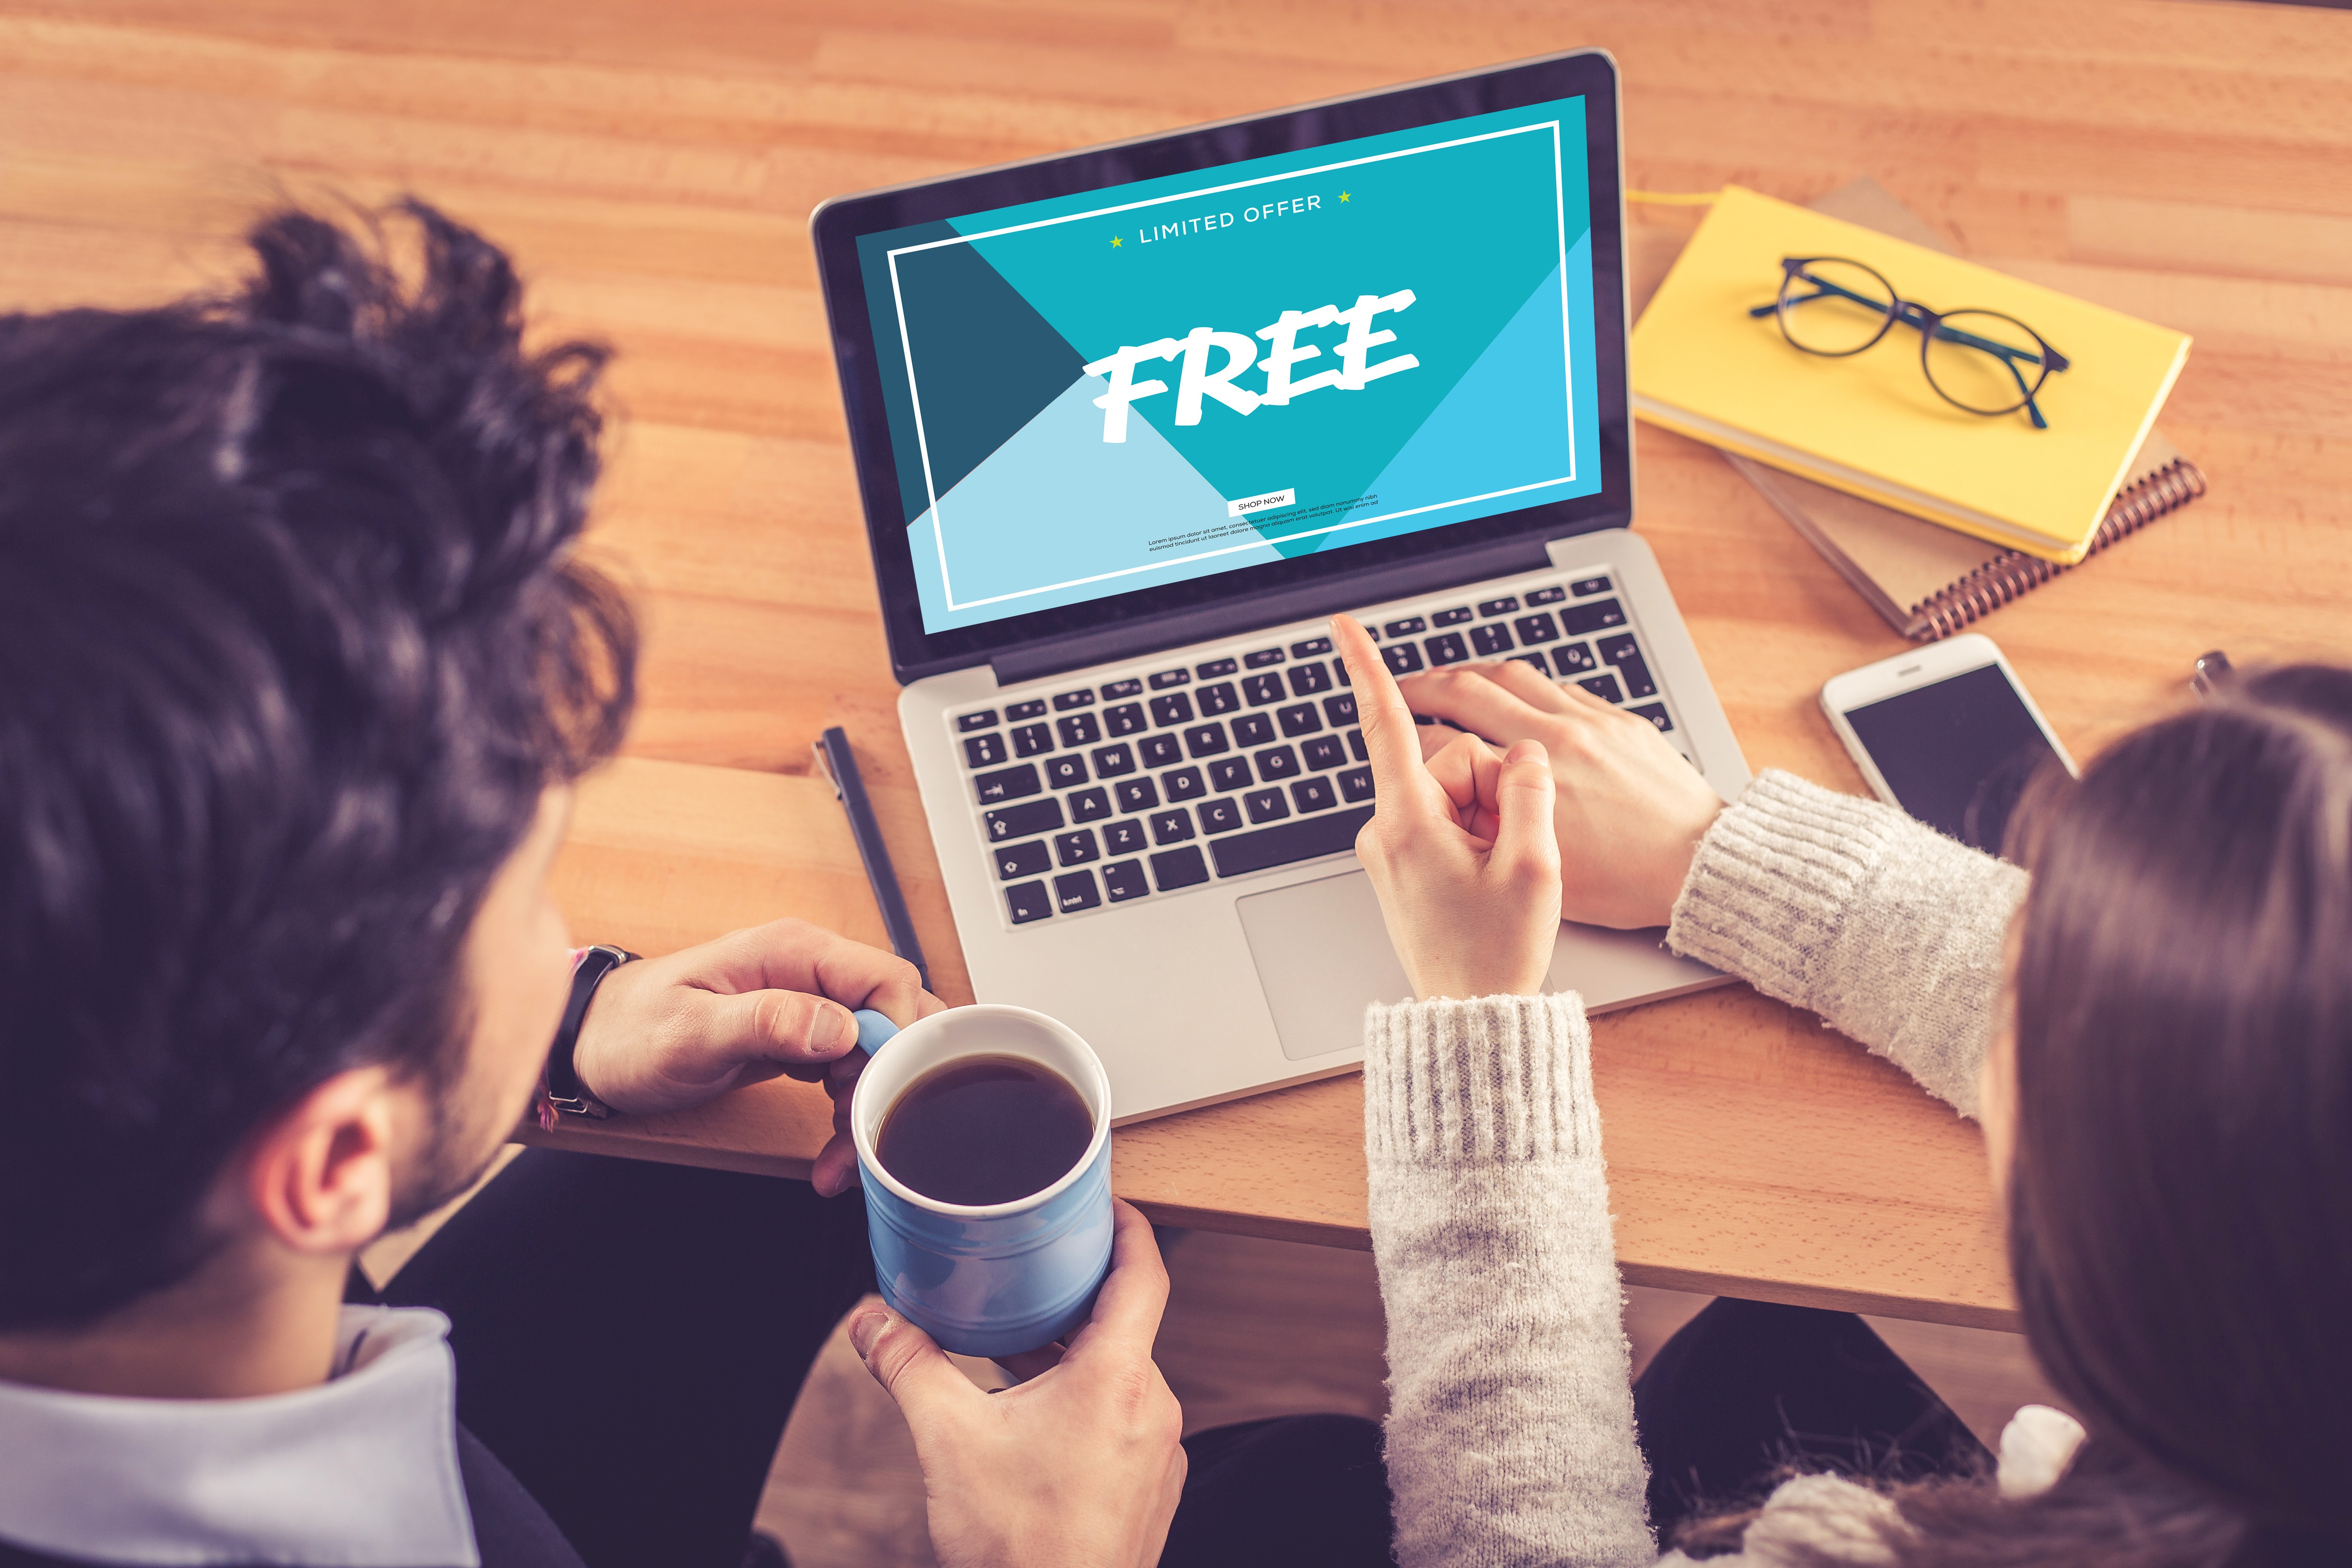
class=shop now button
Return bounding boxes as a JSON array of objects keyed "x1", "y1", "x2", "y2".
[{"x1": 1228, "y1": 488, "x2": 1296, "y2": 518}]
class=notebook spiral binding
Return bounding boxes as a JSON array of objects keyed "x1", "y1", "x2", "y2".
[{"x1": 1912, "y1": 458, "x2": 2210, "y2": 642}]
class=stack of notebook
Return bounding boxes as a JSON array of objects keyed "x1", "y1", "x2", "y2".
[{"x1": 1631, "y1": 180, "x2": 2207, "y2": 640}]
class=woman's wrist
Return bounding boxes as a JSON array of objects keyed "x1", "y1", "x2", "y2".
[{"x1": 1364, "y1": 993, "x2": 1598, "y2": 1166}]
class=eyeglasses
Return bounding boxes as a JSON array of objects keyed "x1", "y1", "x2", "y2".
[{"x1": 1748, "y1": 256, "x2": 2071, "y2": 429}]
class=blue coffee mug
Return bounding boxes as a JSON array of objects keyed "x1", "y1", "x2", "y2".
[{"x1": 848, "y1": 1004, "x2": 1113, "y2": 1358}]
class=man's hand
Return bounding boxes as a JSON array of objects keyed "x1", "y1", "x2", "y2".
[
  {"x1": 570, "y1": 919, "x2": 941, "y2": 1195},
  {"x1": 1335, "y1": 615, "x2": 1563, "y2": 1000},
  {"x1": 851, "y1": 1200, "x2": 1186, "y2": 1568},
  {"x1": 1393, "y1": 655, "x2": 1727, "y2": 929}
]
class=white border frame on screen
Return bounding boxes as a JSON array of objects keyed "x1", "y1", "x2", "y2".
[{"x1": 886, "y1": 117, "x2": 1580, "y2": 616}]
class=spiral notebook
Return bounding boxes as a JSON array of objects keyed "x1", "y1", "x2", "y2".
[
  {"x1": 1731, "y1": 435, "x2": 2207, "y2": 641},
  {"x1": 1722, "y1": 179, "x2": 2208, "y2": 640}
]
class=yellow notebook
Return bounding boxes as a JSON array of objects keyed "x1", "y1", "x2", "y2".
[{"x1": 1630, "y1": 186, "x2": 2192, "y2": 563}]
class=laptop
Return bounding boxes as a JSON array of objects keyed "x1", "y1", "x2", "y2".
[{"x1": 810, "y1": 48, "x2": 1750, "y2": 1124}]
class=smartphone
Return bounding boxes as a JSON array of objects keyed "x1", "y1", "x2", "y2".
[{"x1": 1820, "y1": 633, "x2": 2076, "y2": 857}]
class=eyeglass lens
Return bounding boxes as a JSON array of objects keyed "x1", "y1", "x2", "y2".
[
  {"x1": 1776, "y1": 260, "x2": 1896, "y2": 355},
  {"x1": 1922, "y1": 309, "x2": 2052, "y2": 414}
]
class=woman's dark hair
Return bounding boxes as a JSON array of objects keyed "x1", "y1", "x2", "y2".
[
  {"x1": 0, "y1": 199, "x2": 635, "y2": 1329},
  {"x1": 1805, "y1": 667, "x2": 2352, "y2": 1566}
]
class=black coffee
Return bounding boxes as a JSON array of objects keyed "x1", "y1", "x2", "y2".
[{"x1": 876, "y1": 1054, "x2": 1093, "y2": 1206}]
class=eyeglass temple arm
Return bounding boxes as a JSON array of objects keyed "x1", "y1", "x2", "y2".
[{"x1": 1749, "y1": 273, "x2": 1886, "y2": 319}]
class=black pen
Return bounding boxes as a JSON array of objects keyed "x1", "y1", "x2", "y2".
[{"x1": 812, "y1": 726, "x2": 931, "y2": 991}]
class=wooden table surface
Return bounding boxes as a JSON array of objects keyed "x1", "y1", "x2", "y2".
[{"x1": 6, "y1": 0, "x2": 2348, "y2": 1331}]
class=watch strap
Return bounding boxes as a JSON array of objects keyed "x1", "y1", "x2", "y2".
[{"x1": 544, "y1": 944, "x2": 637, "y2": 1119}]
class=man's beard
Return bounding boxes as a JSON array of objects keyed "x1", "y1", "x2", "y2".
[{"x1": 385, "y1": 1096, "x2": 510, "y2": 1231}]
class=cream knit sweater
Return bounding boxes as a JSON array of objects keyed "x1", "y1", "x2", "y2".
[{"x1": 1366, "y1": 771, "x2": 2051, "y2": 1568}]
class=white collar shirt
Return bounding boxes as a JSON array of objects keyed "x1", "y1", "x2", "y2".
[{"x1": 0, "y1": 1305, "x2": 478, "y2": 1567}]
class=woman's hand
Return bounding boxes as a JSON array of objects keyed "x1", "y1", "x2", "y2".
[
  {"x1": 851, "y1": 1200, "x2": 1187, "y2": 1568},
  {"x1": 1334, "y1": 615, "x2": 1563, "y2": 1000},
  {"x1": 570, "y1": 919, "x2": 943, "y2": 1195},
  {"x1": 1394, "y1": 657, "x2": 1726, "y2": 929}
]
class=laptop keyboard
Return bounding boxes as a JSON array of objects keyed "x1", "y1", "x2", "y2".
[{"x1": 949, "y1": 570, "x2": 1681, "y2": 929}]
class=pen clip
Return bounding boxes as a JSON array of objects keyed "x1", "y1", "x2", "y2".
[
  {"x1": 2192, "y1": 650, "x2": 2235, "y2": 702},
  {"x1": 811, "y1": 735, "x2": 845, "y2": 799}
]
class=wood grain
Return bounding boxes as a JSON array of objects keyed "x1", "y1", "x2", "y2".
[{"x1": 7, "y1": 0, "x2": 2349, "y2": 1330}]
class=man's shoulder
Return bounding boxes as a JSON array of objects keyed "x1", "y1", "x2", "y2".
[{"x1": 0, "y1": 1427, "x2": 586, "y2": 1568}]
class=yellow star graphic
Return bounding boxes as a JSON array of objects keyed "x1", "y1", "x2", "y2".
[
  {"x1": 1340, "y1": 191, "x2": 1351, "y2": 202},
  {"x1": 1111, "y1": 235, "x2": 1122, "y2": 247}
]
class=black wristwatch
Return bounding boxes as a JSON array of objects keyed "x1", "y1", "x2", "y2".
[{"x1": 544, "y1": 944, "x2": 638, "y2": 1119}]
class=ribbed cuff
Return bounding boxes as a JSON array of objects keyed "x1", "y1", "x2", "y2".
[
  {"x1": 1363, "y1": 993, "x2": 1599, "y2": 1166},
  {"x1": 1667, "y1": 770, "x2": 1907, "y2": 1004}
]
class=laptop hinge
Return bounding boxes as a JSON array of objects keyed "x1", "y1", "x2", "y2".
[{"x1": 988, "y1": 532, "x2": 1569, "y2": 688}]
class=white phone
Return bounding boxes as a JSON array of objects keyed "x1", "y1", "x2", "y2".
[{"x1": 1820, "y1": 633, "x2": 2076, "y2": 857}]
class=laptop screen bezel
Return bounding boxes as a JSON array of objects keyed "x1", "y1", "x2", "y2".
[{"x1": 811, "y1": 49, "x2": 1631, "y2": 685}]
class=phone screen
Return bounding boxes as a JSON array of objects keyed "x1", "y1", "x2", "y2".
[{"x1": 1842, "y1": 662, "x2": 2066, "y2": 856}]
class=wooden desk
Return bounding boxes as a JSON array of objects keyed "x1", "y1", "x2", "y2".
[{"x1": 6, "y1": 0, "x2": 2348, "y2": 1331}]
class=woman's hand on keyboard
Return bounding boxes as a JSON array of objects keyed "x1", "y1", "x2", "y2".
[
  {"x1": 1393, "y1": 658, "x2": 1725, "y2": 929},
  {"x1": 1334, "y1": 615, "x2": 1563, "y2": 1000}
]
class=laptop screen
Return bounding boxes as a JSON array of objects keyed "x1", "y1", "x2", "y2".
[{"x1": 814, "y1": 52, "x2": 1630, "y2": 679}]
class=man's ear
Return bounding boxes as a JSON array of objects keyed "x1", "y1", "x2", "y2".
[{"x1": 241, "y1": 1066, "x2": 403, "y2": 1257}]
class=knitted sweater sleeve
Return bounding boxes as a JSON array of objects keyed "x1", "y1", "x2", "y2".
[
  {"x1": 1366, "y1": 993, "x2": 1656, "y2": 1568},
  {"x1": 1665, "y1": 770, "x2": 2028, "y2": 1118}
]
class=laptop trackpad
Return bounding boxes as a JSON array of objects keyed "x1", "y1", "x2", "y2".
[
  {"x1": 1236, "y1": 870, "x2": 1412, "y2": 1062},
  {"x1": 1237, "y1": 868, "x2": 1728, "y2": 1062}
]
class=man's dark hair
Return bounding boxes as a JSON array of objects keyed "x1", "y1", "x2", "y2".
[{"x1": 0, "y1": 200, "x2": 635, "y2": 1329}]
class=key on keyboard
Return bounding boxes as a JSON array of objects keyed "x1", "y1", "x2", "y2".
[
  {"x1": 1151, "y1": 846, "x2": 1211, "y2": 890},
  {"x1": 976, "y1": 764, "x2": 1042, "y2": 803},
  {"x1": 996, "y1": 841, "x2": 1049, "y2": 880},
  {"x1": 1559, "y1": 598, "x2": 1626, "y2": 636},
  {"x1": 986, "y1": 799, "x2": 1062, "y2": 841},
  {"x1": 1243, "y1": 788, "x2": 1289, "y2": 824},
  {"x1": 1210, "y1": 805, "x2": 1375, "y2": 877}
]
